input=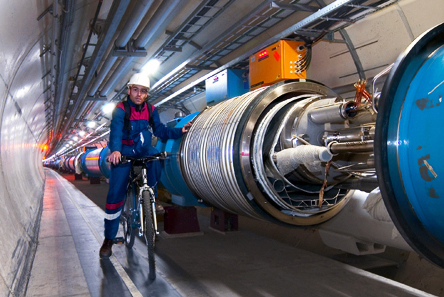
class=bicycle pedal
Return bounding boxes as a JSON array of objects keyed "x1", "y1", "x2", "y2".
[{"x1": 113, "y1": 237, "x2": 125, "y2": 244}]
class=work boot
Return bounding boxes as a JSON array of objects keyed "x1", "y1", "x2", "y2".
[{"x1": 99, "y1": 238, "x2": 113, "y2": 258}]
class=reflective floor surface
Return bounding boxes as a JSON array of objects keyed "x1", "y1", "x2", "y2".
[{"x1": 26, "y1": 169, "x2": 435, "y2": 297}]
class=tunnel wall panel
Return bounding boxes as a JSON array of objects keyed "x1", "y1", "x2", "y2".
[
  {"x1": 0, "y1": 1, "x2": 46, "y2": 295},
  {"x1": 309, "y1": 0, "x2": 444, "y2": 89}
]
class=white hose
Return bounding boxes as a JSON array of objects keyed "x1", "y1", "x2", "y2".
[
  {"x1": 362, "y1": 187, "x2": 392, "y2": 222},
  {"x1": 274, "y1": 145, "x2": 332, "y2": 176}
]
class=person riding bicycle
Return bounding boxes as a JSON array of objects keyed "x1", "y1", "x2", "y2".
[{"x1": 100, "y1": 72, "x2": 192, "y2": 258}]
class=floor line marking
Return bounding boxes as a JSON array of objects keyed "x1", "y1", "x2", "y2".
[{"x1": 53, "y1": 172, "x2": 143, "y2": 297}]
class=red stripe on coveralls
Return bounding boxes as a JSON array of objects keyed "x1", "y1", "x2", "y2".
[{"x1": 106, "y1": 200, "x2": 125, "y2": 210}]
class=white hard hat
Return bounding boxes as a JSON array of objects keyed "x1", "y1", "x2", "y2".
[{"x1": 127, "y1": 73, "x2": 150, "y2": 89}]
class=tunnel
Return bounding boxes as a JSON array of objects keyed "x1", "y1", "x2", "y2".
[{"x1": 2, "y1": 0, "x2": 444, "y2": 296}]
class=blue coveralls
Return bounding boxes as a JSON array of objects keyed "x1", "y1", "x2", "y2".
[{"x1": 104, "y1": 97, "x2": 183, "y2": 239}]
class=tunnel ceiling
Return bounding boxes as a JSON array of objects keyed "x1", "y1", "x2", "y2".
[{"x1": 40, "y1": 0, "x2": 400, "y2": 157}]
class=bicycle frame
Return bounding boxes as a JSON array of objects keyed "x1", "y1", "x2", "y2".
[
  {"x1": 115, "y1": 153, "x2": 168, "y2": 280},
  {"x1": 128, "y1": 162, "x2": 159, "y2": 237}
]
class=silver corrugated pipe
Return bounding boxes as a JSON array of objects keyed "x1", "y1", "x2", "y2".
[
  {"x1": 179, "y1": 81, "x2": 356, "y2": 227},
  {"x1": 181, "y1": 89, "x2": 265, "y2": 219}
]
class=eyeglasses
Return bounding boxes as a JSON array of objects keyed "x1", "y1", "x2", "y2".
[{"x1": 131, "y1": 86, "x2": 148, "y2": 94}]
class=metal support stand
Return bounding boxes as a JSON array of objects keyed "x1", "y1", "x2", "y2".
[
  {"x1": 164, "y1": 206, "x2": 200, "y2": 234},
  {"x1": 210, "y1": 208, "x2": 238, "y2": 233},
  {"x1": 89, "y1": 177, "x2": 101, "y2": 184}
]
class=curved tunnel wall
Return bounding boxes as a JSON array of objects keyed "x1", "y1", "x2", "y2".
[{"x1": 0, "y1": 1, "x2": 49, "y2": 295}]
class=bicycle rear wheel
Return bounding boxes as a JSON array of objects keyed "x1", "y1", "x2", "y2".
[
  {"x1": 142, "y1": 190, "x2": 156, "y2": 280},
  {"x1": 121, "y1": 183, "x2": 136, "y2": 248}
]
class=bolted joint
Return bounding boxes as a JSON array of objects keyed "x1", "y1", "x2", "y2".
[{"x1": 112, "y1": 39, "x2": 147, "y2": 57}]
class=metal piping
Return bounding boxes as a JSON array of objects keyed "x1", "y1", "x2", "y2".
[
  {"x1": 54, "y1": 0, "x2": 75, "y2": 136},
  {"x1": 151, "y1": 0, "x2": 275, "y2": 91},
  {"x1": 98, "y1": 0, "x2": 183, "y2": 97},
  {"x1": 88, "y1": 0, "x2": 156, "y2": 97},
  {"x1": 53, "y1": 0, "x2": 131, "y2": 156},
  {"x1": 87, "y1": 56, "x2": 118, "y2": 97},
  {"x1": 134, "y1": 0, "x2": 182, "y2": 48},
  {"x1": 81, "y1": 0, "x2": 183, "y2": 123},
  {"x1": 66, "y1": 0, "x2": 103, "y2": 110},
  {"x1": 329, "y1": 141, "x2": 374, "y2": 154},
  {"x1": 116, "y1": 0, "x2": 155, "y2": 47},
  {"x1": 99, "y1": 57, "x2": 134, "y2": 96},
  {"x1": 153, "y1": 0, "x2": 361, "y2": 107},
  {"x1": 57, "y1": 0, "x2": 103, "y2": 148},
  {"x1": 50, "y1": 0, "x2": 59, "y2": 136}
]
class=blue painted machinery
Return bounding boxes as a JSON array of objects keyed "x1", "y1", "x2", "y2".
[
  {"x1": 64, "y1": 155, "x2": 76, "y2": 172},
  {"x1": 156, "y1": 112, "x2": 203, "y2": 206},
  {"x1": 156, "y1": 23, "x2": 444, "y2": 268},
  {"x1": 375, "y1": 22, "x2": 444, "y2": 267},
  {"x1": 80, "y1": 147, "x2": 111, "y2": 178},
  {"x1": 60, "y1": 23, "x2": 444, "y2": 268}
]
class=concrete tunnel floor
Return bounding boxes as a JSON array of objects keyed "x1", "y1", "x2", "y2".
[{"x1": 25, "y1": 168, "x2": 444, "y2": 296}]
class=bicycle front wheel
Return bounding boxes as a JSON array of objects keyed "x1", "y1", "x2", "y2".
[
  {"x1": 142, "y1": 191, "x2": 156, "y2": 280},
  {"x1": 121, "y1": 183, "x2": 136, "y2": 248}
]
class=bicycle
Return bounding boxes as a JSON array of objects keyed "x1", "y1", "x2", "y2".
[{"x1": 114, "y1": 152, "x2": 168, "y2": 280}]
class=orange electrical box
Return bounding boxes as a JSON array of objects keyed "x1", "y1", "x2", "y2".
[{"x1": 249, "y1": 40, "x2": 307, "y2": 90}]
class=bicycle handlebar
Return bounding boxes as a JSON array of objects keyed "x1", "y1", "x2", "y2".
[{"x1": 119, "y1": 152, "x2": 170, "y2": 165}]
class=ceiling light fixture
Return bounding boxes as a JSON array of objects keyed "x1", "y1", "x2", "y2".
[
  {"x1": 141, "y1": 59, "x2": 160, "y2": 75},
  {"x1": 102, "y1": 102, "x2": 116, "y2": 115}
]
